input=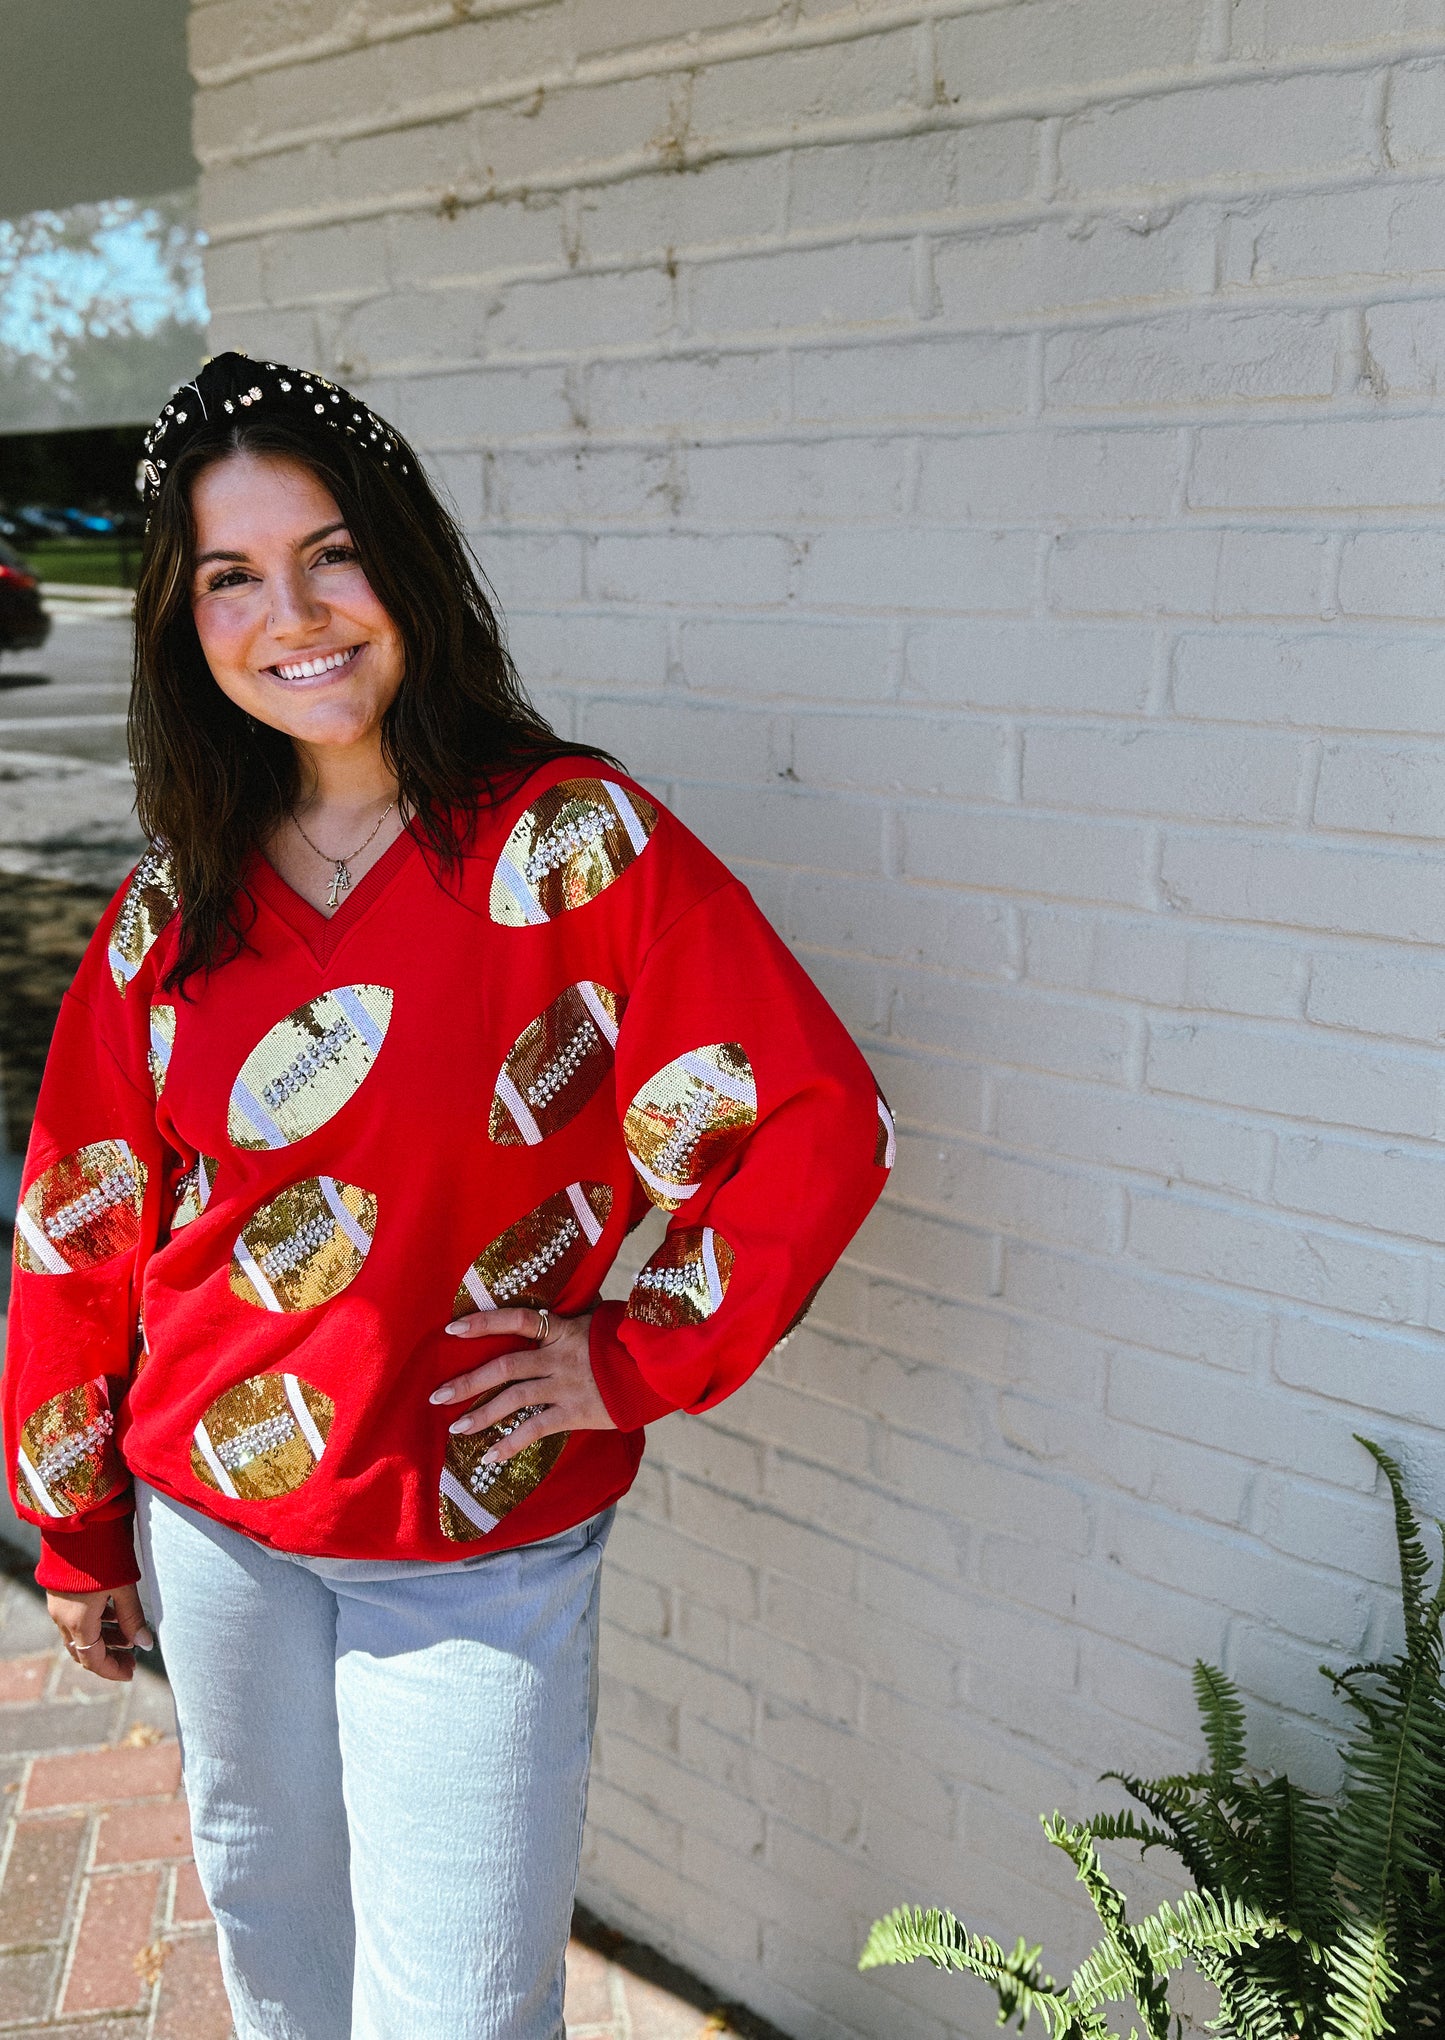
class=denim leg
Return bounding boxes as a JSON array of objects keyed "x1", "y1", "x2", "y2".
[
  {"x1": 134, "y1": 1484, "x2": 355, "y2": 2040},
  {"x1": 332, "y1": 1513, "x2": 611, "y2": 2040}
]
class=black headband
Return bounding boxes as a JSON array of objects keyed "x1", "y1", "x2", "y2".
[{"x1": 138, "y1": 351, "x2": 409, "y2": 504}]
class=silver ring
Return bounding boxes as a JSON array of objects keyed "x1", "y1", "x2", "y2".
[
  {"x1": 533, "y1": 1307, "x2": 550, "y2": 1346},
  {"x1": 71, "y1": 1640, "x2": 103, "y2": 1655}
]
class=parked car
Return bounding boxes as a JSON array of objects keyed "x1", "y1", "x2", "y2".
[
  {"x1": 59, "y1": 506, "x2": 122, "y2": 535},
  {"x1": 13, "y1": 505, "x2": 70, "y2": 540},
  {"x1": 0, "y1": 540, "x2": 50, "y2": 652}
]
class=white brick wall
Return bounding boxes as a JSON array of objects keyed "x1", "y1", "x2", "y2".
[{"x1": 190, "y1": 3, "x2": 1445, "y2": 2033}]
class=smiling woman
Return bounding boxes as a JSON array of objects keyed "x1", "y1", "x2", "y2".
[{"x1": 2, "y1": 350, "x2": 891, "y2": 2040}]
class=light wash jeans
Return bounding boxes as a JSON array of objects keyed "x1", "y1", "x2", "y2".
[{"x1": 134, "y1": 1482, "x2": 613, "y2": 2040}]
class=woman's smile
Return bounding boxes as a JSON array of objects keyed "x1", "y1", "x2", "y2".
[{"x1": 266, "y1": 643, "x2": 365, "y2": 685}]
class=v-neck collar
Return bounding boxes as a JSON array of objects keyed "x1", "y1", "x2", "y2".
[{"x1": 247, "y1": 822, "x2": 420, "y2": 968}]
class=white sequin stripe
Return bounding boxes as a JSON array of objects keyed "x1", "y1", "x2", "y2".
[
  {"x1": 576, "y1": 981, "x2": 619, "y2": 1047},
  {"x1": 229, "y1": 1078, "x2": 288, "y2": 1149},
  {"x1": 877, "y1": 1095, "x2": 897, "y2": 1168},
  {"x1": 565, "y1": 1182, "x2": 605, "y2": 1245},
  {"x1": 284, "y1": 1375, "x2": 328, "y2": 1462},
  {"x1": 460, "y1": 1266, "x2": 498, "y2": 1311},
  {"x1": 13, "y1": 1205, "x2": 70, "y2": 1274},
  {"x1": 330, "y1": 986, "x2": 386, "y2": 1055},
  {"x1": 233, "y1": 1234, "x2": 283, "y2": 1312},
  {"x1": 149, "y1": 1015, "x2": 173, "y2": 1075},
  {"x1": 603, "y1": 782, "x2": 651, "y2": 855},
  {"x1": 320, "y1": 1177, "x2": 372, "y2": 1258},
  {"x1": 440, "y1": 1467, "x2": 499, "y2": 1535},
  {"x1": 628, "y1": 1152, "x2": 695, "y2": 1207},
  {"x1": 192, "y1": 1422, "x2": 240, "y2": 1499},
  {"x1": 496, "y1": 854, "x2": 549, "y2": 925},
  {"x1": 494, "y1": 1068, "x2": 543, "y2": 1145},
  {"x1": 700, "y1": 1227, "x2": 725, "y2": 1314},
  {"x1": 106, "y1": 939, "x2": 139, "y2": 989},
  {"x1": 15, "y1": 1447, "x2": 63, "y2": 1517},
  {"x1": 681, "y1": 1052, "x2": 755, "y2": 1107}
]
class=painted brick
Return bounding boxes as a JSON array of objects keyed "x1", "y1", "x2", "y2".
[
  {"x1": 1020, "y1": 722, "x2": 1304, "y2": 822},
  {"x1": 933, "y1": 210, "x2": 1215, "y2": 327},
  {"x1": 1146, "y1": 1014, "x2": 1443, "y2": 1137},
  {"x1": 1190, "y1": 417, "x2": 1445, "y2": 512},
  {"x1": 1159, "y1": 828, "x2": 1445, "y2": 945},
  {"x1": 1044, "y1": 308, "x2": 1338, "y2": 410},
  {"x1": 917, "y1": 426, "x2": 1182, "y2": 522},
  {"x1": 687, "y1": 238, "x2": 914, "y2": 338},
  {"x1": 1306, "y1": 946, "x2": 1445, "y2": 1044},
  {"x1": 1173, "y1": 628, "x2": 1445, "y2": 734},
  {"x1": 787, "y1": 124, "x2": 1039, "y2": 233},
  {"x1": 1222, "y1": 180, "x2": 1445, "y2": 291},
  {"x1": 904, "y1": 620, "x2": 1155, "y2": 712},
  {"x1": 1313, "y1": 740, "x2": 1445, "y2": 836},
  {"x1": 936, "y1": 0, "x2": 1202, "y2": 103},
  {"x1": 1228, "y1": 0, "x2": 1445, "y2": 53},
  {"x1": 993, "y1": 1072, "x2": 1272, "y2": 1195},
  {"x1": 688, "y1": 31, "x2": 922, "y2": 147},
  {"x1": 1364, "y1": 297, "x2": 1445, "y2": 397},
  {"x1": 797, "y1": 524, "x2": 1035, "y2": 611},
  {"x1": 1060, "y1": 72, "x2": 1377, "y2": 193}
]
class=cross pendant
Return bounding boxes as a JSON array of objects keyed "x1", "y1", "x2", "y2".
[{"x1": 327, "y1": 859, "x2": 352, "y2": 911}]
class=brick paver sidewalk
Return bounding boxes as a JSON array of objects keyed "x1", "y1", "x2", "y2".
[{"x1": 0, "y1": 1560, "x2": 755, "y2": 2039}]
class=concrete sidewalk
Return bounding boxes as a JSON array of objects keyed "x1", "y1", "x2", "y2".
[{"x1": 0, "y1": 1553, "x2": 748, "y2": 2038}]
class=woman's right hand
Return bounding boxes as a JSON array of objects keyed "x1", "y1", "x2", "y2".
[{"x1": 45, "y1": 1586, "x2": 154, "y2": 1682}]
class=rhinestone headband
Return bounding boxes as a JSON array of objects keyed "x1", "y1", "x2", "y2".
[{"x1": 138, "y1": 350, "x2": 409, "y2": 505}]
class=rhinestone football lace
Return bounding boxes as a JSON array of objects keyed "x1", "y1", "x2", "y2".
[
  {"x1": 524, "y1": 808, "x2": 608, "y2": 884},
  {"x1": 36, "y1": 1410, "x2": 114, "y2": 1484},
  {"x1": 465, "y1": 1407, "x2": 546, "y2": 1497},
  {"x1": 261, "y1": 1018, "x2": 355, "y2": 1111},
  {"x1": 217, "y1": 1411, "x2": 296, "y2": 1471},
  {"x1": 258, "y1": 1212, "x2": 334, "y2": 1280},
  {"x1": 526, "y1": 1019, "x2": 599, "y2": 1109},
  {"x1": 44, "y1": 1163, "x2": 139, "y2": 1241}
]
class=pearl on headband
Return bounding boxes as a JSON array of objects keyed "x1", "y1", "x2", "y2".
[{"x1": 138, "y1": 350, "x2": 410, "y2": 505}]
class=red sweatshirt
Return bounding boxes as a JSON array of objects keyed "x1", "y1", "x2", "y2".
[{"x1": 4, "y1": 762, "x2": 893, "y2": 1593}]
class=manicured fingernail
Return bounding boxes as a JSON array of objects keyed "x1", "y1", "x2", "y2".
[
  {"x1": 135, "y1": 1626, "x2": 155, "y2": 1650},
  {"x1": 444, "y1": 1321, "x2": 468, "y2": 1336},
  {"x1": 430, "y1": 1387, "x2": 452, "y2": 1403},
  {"x1": 448, "y1": 1417, "x2": 472, "y2": 1435}
]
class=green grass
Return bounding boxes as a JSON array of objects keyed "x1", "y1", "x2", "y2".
[{"x1": 15, "y1": 536, "x2": 139, "y2": 588}]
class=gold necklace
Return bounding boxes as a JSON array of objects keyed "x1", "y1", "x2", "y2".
[{"x1": 291, "y1": 799, "x2": 397, "y2": 910}]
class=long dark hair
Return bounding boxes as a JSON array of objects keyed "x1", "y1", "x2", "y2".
[{"x1": 130, "y1": 412, "x2": 603, "y2": 989}]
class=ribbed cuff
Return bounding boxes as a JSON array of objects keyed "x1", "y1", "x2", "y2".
[
  {"x1": 37, "y1": 1514, "x2": 140, "y2": 1595},
  {"x1": 588, "y1": 1301, "x2": 679, "y2": 1432}
]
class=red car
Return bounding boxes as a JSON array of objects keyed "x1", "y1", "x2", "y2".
[{"x1": 0, "y1": 539, "x2": 49, "y2": 653}]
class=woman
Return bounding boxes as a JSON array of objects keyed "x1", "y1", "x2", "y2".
[{"x1": 2, "y1": 352, "x2": 892, "y2": 2040}]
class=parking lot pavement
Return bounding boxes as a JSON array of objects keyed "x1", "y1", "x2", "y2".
[{"x1": 0, "y1": 609, "x2": 143, "y2": 890}]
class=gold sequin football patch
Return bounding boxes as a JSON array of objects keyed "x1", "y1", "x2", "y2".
[
  {"x1": 229, "y1": 1177, "x2": 377, "y2": 1312},
  {"x1": 172, "y1": 1155, "x2": 219, "y2": 1231},
  {"x1": 149, "y1": 1003, "x2": 176, "y2": 1097},
  {"x1": 229, "y1": 984, "x2": 393, "y2": 1149},
  {"x1": 490, "y1": 982, "x2": 621, "y2": 1147},
  {"x1": 14, "y1": 1140, "x2": 147, "y2": 1275},
  {"x1": 875, "y1": 1087, "x2": 897, "y2": 1169},
  {"x1": 490, "y1": 778, "x2": 658, "y2": 926},
  {"x1": 107, "y1": 850, "x2": 178, "y2": 996},
  {"x1": 626, "y1": 1225, "x2": 735, "y2": 1329},
  {"x1": 16, "y1": 1377, "x2": 122, "y2": 1519},
  {"x1": 453, "y1": 1181, "x2": 613, "y2": 1316},
  {"x1": 623, "y1": 1044, "x2": 757, "y2": 1212},
  {"x1": 439, "y1": 1418, "x2": 565, "y2": 1542},
  {"x1": 191, "y1": 1373, "x2": 335, "y2": 1500}
]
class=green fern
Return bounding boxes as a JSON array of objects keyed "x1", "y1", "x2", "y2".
[{"x1": 859, "y1": 1435, "x2": 1445, "y2": 2039}]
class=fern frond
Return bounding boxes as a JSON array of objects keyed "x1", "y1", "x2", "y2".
[
  {"x1": 1323, "y1": 1916, "x2": 1399, "y2": 2040},
  {"x1": 1358, "y1": 1438, "x2": 1434, "y2": 1656},
  {"x1": 1068, "y1": 1888, "x2": 1281, "y2": 2011},
  {"x1": 1193, "y1": 1662, "x2": 1248, "y2": 1786},
  {"x1": 857, "y1": 1908, "x2": 1103, "y2": 2038}
]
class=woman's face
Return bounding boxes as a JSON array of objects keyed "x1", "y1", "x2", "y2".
[{"x1": 189, "y1": 450, "x2": 405, "y2": 754}]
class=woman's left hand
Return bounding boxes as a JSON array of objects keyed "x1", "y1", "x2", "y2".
[{"x1": 429, "y1": 1306, "x2": 616, "y2": 1465}]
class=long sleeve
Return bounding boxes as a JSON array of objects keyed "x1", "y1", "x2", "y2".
[
  {"x1": 4, "y1": 871, "x2": 172, "y2": 1594},
  {"x1": 588, "y1": 879, "x2": 893, "y2": 1430}
]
